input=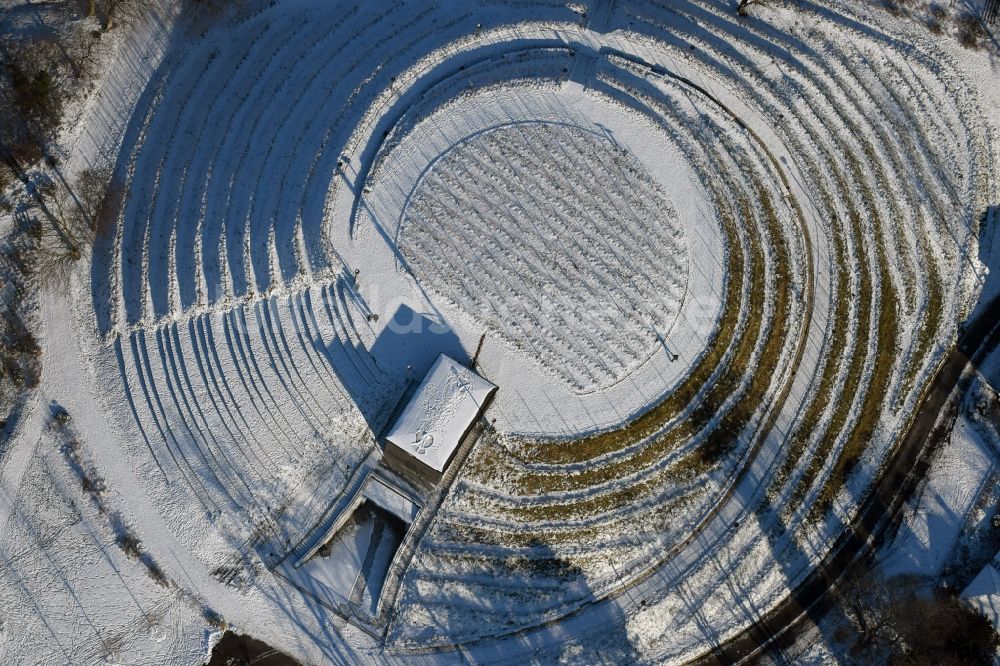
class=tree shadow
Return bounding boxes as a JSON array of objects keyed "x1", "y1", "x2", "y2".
[
  {"x1": 336, "y1": 302, "x2": 468, "y2": 435},
  {"x1": 406, "y1": 537, "x2": 645, "y2": 663},
  {"x1": 965, "y1": 206, "x2": 1000, "y2": 391},
  {"x1": 720, "y1": 212, "x2": 1000, "y2": 661}
]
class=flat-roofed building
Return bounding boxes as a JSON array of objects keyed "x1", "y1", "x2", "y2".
[{"x1": 384, "y1": 354, "x2": 497, "y2": 483}]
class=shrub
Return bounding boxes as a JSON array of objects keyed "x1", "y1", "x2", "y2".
[
  {"x1": 958, "y1": 14, "x2": 985, "y2": 48},
  {"x1": 115, "y1": 530, "x2": 142, "y2": 559},
  {"x1": 8, "y1": 66, "x2": 56, "y2": 123},
  {"x1": 202, "y1": 607, "x2": 226, "y2": 629}
]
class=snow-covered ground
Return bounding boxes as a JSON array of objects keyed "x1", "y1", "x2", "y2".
[
  {"x1": 882, "y1": 395, "x2": 998, "y2": 579},
  {"x1": 0, "y1": 0, "x2": 998, "y2": 663}
]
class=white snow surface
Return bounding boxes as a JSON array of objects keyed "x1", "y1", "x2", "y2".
[
  {"x1": 0, "y1": 0, "x2": 998, "y2": 664},
  {"x1": 962, "y1": 561, "x2": 1000, "y2": 632},
  {"x1": 882, "y1": 414, "x2": 995, "y2": 578}
]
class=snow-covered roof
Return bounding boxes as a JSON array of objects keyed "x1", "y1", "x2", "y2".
[
  {"x1": 385, "y1": 354, "x2": 496, "y2": 473},
  {"x1": 362, "y1": 474, "x2": 421, "y2": 523},
  {"x1": 962, "y1": 562, "x2": 1000, "y2": 630}
]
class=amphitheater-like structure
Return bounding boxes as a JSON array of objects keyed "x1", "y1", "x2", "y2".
[{"x1": 86, "y1": 0, "x2": 994, "y2": 661}]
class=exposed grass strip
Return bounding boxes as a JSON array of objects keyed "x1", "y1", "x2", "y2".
[
  {"x1": 512, "y1": 182, "x2": 792, "y2": 509},
  {"x1": 512, "y1": 195, "x2": 747, "y2": 466}
]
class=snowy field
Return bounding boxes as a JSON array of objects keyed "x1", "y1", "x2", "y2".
[
  {"x1": 882, "y1": 374, "x2": 1000, "y2": 580},
  {"x1": 0, "y1": 0, "x2": 998, "y2": 663}
]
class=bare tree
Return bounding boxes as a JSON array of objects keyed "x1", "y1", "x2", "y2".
[
  {"x1": 832, "y1": 565, "x2": 999, "y2": 664},
  {"x1": 0, "y1": 37, "x2": 66, "y2": 177},
  {"x1": 28, "y1": 167, "x2": 117, "y2": 282},
  {"x1": 66, "y1": 28, "x2": 101, "y2": 82},
  {"x1": 833, "y1": 566, "x2": 900, "y2": 660},
  {"x1": 100, "y1": 0, "x2": 157, "y2": 31}
]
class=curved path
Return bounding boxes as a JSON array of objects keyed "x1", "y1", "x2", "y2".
[
  {"x1": 59, "y1": 0, "x2": 994, "y2": 662},
  {"x1": 688, "y1": 293, "x2": 1000, "y2": 665}
]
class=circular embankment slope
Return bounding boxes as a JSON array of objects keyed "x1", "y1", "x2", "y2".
[{"x1": 87, "y1": 0, "x2": 993, "y2": 661}]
